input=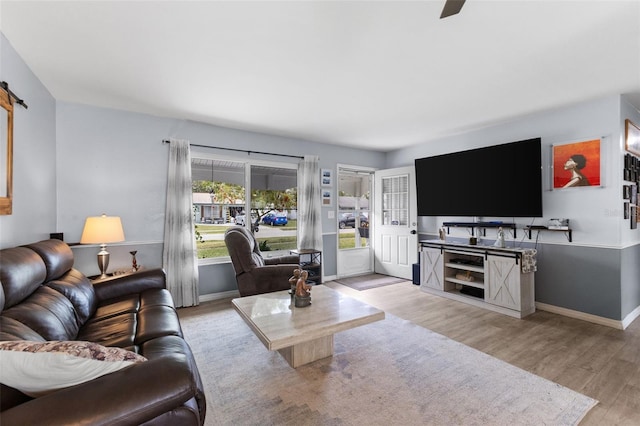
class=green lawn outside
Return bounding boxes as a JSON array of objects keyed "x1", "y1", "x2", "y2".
[
  {"x1": 197, "y1": 231, "x2": 366, "y2": 258},
  {"x1": 196, "y1": 234, "x2": 298, "y2": 258}
]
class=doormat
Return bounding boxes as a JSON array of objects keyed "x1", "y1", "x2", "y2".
[{"x1": 333, "y1": 273, "x2": 408, "y2": 291}]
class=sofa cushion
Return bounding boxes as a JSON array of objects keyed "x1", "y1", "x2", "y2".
[
  {"x1": 24, "y1": 239, "x2": 74, "y2": 282},
  {"x1": 78, "y1": 313, "x2": 138, "y2": 348},
  {"x1": 0, "y1": 246, "x2": 46, "y2": 309},
  {"x1": 136, "y1": 305, "x2": 183, "y2": 344},
  {"x1": 0, "y1": 340, "x2": 147, "y2": 397},
  {"x1": 2, "y1": 286, "x2": 80, "y2": 341},
  {"x1": 45, "y1": 269, "x2": 97, "y2": 325},
  {"x1": 0, "y1": 316, "x2": 46, "y2": 341}
]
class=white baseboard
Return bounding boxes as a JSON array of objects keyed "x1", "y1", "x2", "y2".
[
  {"x1": 622, "y1": 304, "x2": 640, "y2": 329},
  {"x1": 535, "y1": 302, "x2": 627, "y2": 330},
  {"x1": 200, "y1": 290, "x2": 239, "y2": 303}
]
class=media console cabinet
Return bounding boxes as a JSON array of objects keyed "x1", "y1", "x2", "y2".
[{"x1": 419, "y1": 241, "x2": 535, "y2": 318}]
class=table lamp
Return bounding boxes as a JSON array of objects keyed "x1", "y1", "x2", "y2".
[{"x1": 80, "y1": 214, "x2": 125, "y2": 279}]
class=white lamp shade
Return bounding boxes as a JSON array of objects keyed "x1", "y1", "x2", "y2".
[{"x1": 80, "y1": 215, "x2": 125, "y2": 244}]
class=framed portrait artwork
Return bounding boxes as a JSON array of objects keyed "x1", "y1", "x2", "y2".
[
  {"x1": 626, "y1": 119, "x2": 640, "y2": 156},
  {"x1": 552, "y1": 139, "x2": 601, "y2": 189},
  {"x1": 321, "y1": 169, "x2": 332, "y2": 187}
]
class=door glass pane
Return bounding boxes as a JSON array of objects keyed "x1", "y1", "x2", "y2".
[
  {"x1": 338, "y1": 169, "x2": 371, "y2": 249},
  {"x1": 382, "y1": 175, "x2": 409, "y2": 226}
]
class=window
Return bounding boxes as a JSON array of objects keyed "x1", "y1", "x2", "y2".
[
  {"x1": 191, "y1": 156, "x2": 298, "y2": 261},
  {"x1": 381, "y1": 175, "x2": 408, "y2": 226}
]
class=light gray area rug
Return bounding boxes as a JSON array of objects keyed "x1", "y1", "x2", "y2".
[
  {"x1": 180, "y1": 306, "x2": 597, "y2": 426},
  {"x1": 333, "y1": 274, "x2": 408, "y2": 291}
]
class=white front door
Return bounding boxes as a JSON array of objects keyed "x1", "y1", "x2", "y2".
[{"x1": 373, "y1": 166, "x2": 418, "y2": 279}]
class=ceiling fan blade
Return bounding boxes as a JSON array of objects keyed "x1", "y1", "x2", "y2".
[{"x1": 440, "y1": 0, "x2": 466, "y2": 19}]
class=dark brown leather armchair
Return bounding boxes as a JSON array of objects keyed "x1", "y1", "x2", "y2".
[{"x1": 224, "y1": 226, "x2": 299, "y2": 297}]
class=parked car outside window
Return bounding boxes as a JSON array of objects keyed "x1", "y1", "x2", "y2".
[
  {"x1": 339, "y1": 213, "x2": 368, "y2": 229},
  {"x1": 235, "y1": 213, "x2": 258, "y2": 229},
  {"x1": 262, "y1": 212, "x2": 288, "y2": 226}
]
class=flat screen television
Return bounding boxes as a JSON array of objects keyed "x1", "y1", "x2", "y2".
[{"x1": 415, "y1": 138, "x2": 543, "y2": 217}]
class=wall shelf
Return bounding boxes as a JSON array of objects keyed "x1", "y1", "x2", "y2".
[
  {"x1": 525, "y1": 225, "x2": 572, "y2": 242},
  {"x1": 442, "y1": 222, "x2": 517, "y2": 238}
]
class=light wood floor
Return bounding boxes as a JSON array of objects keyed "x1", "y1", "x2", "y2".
[{"x1": 188, "y1": 281, "x2": 640, "y2": 424}]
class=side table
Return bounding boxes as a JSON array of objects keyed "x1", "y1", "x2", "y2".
[
  {"x1": 289, "y1": 249, "x2": 322, "y2": 284},
  {"x1": 88, "y1": 267, "x2": 144, "y2": 284}
]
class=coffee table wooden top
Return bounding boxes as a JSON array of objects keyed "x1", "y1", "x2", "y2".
[{"x1": 231, "y1": 285, "x2": 385, "y2": 351}]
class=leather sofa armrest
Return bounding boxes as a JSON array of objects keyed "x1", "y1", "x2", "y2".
[
  {"x1": 93, "y1": 268, "x2": 166, "y2": 302},
  {"x1": 0, "y1": 355, "x2": 202, "y2": 426}
]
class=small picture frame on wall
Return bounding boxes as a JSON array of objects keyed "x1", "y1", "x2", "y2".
[
  {"x1": 624, "y1": 202, "x2": 630, "y2": 219},
  {"x1": 632, "y1": 206, "x2": 638, "y2": 229},
  {"x1": 625, "y1": 119, "x2": 640, "y2": 156},
  {"x1": 321, "y1": 189, "x2": 332, "y2": 207},
  {"x1": 321, "y1": 169, "x2": 332, "y2": 187},
  {"x1": 623, "y1": 185, "x2": 631, "y2": 199}
]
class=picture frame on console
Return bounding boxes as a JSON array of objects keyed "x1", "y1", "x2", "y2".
[{"x1": 552, "y1": 138, "x2": 601, "y2": 190}]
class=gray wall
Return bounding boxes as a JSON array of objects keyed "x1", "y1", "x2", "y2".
[
  {"x1": 0, "y1": 34, "x2": 57, "y2": 247},
  {"x1": 54, "y1": 103, "x2": 385, "y2": 295}
]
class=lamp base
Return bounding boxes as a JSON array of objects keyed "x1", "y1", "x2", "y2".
[{"x1": 97, "y1": 244, "x2": 110, "y2": 279}]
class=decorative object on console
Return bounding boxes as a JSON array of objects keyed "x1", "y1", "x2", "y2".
[
  {"x1": 548, "y1": 218, "x2": 569, "y2": 230},
  {"x1": 552, "y1": 138, "x2": 601, "y2": 189},
  {"x1": 80, "y1": 214, "x2": 125, "y2": 278},
  {"x1": 521, "y1": 249, "x2": 538, "y2": 273},
  {"x1": 493, "y1": 227, "x2": 505, "y2": 248}
]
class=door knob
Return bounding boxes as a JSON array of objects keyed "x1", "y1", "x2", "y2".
[{"x1": 411, "y1": 230, "x2": 417, "y2": 235}]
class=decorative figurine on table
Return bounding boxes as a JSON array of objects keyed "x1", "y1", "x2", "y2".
[
  {"x1": 294, "y1": 270, "x2": 312, "y2": 308},
  {"x1": 130, "y1": 251, "x2": 139, "y2": 271},
  {"x1": 288, "y1": 268, "x2": 301, "y2": 296}
]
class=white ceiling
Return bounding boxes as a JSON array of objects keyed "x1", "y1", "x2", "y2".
[{"x1": 1, "y1": 0, "x2": 639, "y2": 152}]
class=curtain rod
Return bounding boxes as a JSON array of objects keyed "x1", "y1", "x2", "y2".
[
  {"x1": 162, "y1": 139, "x2": 303, "y2": 160},
  {"x1": 0, "y1": 81, "x2": 28, "y2": 109}
]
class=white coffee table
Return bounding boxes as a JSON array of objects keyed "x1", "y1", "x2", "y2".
[{"x1": 231, "y1": 285, "x2": 385, "y2": 368}]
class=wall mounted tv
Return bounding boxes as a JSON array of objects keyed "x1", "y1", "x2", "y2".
[{"x1": 415, "y1": 138, "x2": 543, "y2": 217}]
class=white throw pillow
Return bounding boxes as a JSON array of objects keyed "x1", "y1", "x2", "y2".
[{"x1": 0, "y1": 340, "x2": 147, "y2": 397}]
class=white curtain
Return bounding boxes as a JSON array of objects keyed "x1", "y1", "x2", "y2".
[
  {"x1": 297, "y1": 155, "x2": 322, "y2": 250},
  {"x1": 163, "y1": 139, "x2": 199, "y2": 307}
]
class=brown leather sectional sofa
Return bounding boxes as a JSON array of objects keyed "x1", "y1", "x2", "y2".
[{"x1": 0, "y1": 239, "x2": 206, "y2": 425}]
